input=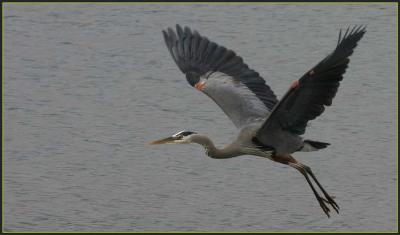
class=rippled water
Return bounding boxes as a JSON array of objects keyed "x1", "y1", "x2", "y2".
[{"x1": 3, "y1": 3, "x2": 397, "y2": 232}]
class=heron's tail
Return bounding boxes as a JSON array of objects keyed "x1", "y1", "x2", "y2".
[{"x1": 299, "y1": 140, "x2": 330, "y2": 152}]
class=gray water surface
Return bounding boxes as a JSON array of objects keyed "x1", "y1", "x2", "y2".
[{"x1": 3, "y1": 3, "x2": 398, "y2": 232}]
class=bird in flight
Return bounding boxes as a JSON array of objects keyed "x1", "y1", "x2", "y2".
[{"x1": 150, "y1": 24, "x2": 366, "y2": 217}]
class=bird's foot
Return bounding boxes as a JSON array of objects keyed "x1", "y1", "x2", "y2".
[
  {"x1": 321, "y1": 195, "x2": 339, "y2": 214},
  {"x1": 317, "y1": 196, "x2": 331, "y2": 218}
]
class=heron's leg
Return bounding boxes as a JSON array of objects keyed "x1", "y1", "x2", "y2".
[
  {"x1": 298, "y1": 163, "x2": 339, "y2": 213},
  {"x1": 288, "y1": 162, "x2": 331, "y2": 218}
]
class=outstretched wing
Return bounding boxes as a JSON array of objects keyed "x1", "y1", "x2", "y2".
[
  {"x1": 162, "y1": 25, "x2": 278, "y2": 128},
  {"x1": 256, "y1": 26, "x2": 366, "y2": 152}
]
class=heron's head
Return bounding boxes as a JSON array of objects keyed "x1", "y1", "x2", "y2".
[{"x1": 149, "y1": 131, "x2": 198, "y2": 145}]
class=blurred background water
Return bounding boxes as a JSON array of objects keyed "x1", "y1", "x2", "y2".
[{"x1": 3, "y1": 3, "x2": 397, "y2": 232}]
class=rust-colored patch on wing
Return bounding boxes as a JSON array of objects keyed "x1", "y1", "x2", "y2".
[
  {"x1": 195, "y1": 81, "x2": 206, "y2": 91},
  {"x1": 290, "y1": 80, "x2": 300, "y2": 89}
]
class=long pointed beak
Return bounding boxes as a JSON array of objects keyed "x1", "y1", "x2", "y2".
[{"x1": 148, "y1": 136, "x2": 178, "y2": 145}]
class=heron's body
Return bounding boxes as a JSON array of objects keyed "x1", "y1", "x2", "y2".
[
  {"x1": 194, "y1": 124, "x2": 319, "y2": 160},
  {"x1": 150, "y1": 24, "x2": 366, "y2": 217}
]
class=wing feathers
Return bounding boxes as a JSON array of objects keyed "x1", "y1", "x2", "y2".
[
  {"x1": 176, "y1": 24, "x2": 184, "y2": 37},
  {"x1": 257, "y1": 25, "x2": 366, "y2": 153},
  {"x1": 163, "y1": 24, "x2": 279, "y2": 115},
  {"x1": 215, "y1": 49, "x2": 236, "y2": 69}
]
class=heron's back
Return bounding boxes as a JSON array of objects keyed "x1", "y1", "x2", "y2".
[{"x1": 239, "y1": 123, "x2": 303, "y2": 156}]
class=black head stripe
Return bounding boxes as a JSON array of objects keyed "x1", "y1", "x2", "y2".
[
  {"x1": 173, "y1": 131, "x2": 197, "y2": 137},
  {"x1": 181, "y1": 131, "x2": 196, "y2": 136}
]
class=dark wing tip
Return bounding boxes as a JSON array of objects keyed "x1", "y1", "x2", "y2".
[
  {"x1": 176, "y1": 24, "x2": 184, "y2": 37},
  {"x1": 337, "y1": 25, "x2": 366, "y2": 48},
  {"x1": 184, "y1": 26, "x2": 192, "y2": 36}
]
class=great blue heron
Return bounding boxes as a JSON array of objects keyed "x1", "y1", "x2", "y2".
[{"x1": 150, "y1": 24, "x2": 366, "y2": 217}]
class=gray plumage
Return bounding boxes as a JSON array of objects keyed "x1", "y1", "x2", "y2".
[{"x1": 153, "y1": 24, "x2": 366, "y2": 217}]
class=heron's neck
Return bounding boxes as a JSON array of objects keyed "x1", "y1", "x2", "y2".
[{"x1": 191, "y1": 134, "x2": 239, "y2": 159}]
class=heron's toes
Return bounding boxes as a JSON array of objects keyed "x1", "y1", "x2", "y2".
[
  {"x1": 321, "y1": 195, "x2": 339, "y2": 214},
  {"x1": 317, "y1": 196, "x2": 331, "y2": 218},
  {"x1": 327, "y1": 196, "x2": 339, "y2": 213}
]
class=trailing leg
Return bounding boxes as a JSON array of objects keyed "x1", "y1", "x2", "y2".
[
  {"x1": 271, "y1": 155, "x2": 338, "y2": 217},
  {"x1": 288, "y1": 162, "x2": 332, "y2": 217},
  {"x1": 298, "y1": 162, "x2": 339, "y2": 213}
]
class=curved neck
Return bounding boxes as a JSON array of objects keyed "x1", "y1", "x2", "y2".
[{"x1": 190, "y1": 134, "x2": 239, "y2": 159}]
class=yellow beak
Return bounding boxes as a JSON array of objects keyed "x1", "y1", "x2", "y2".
[{"x1": 148, "y1": 136, "x2": 178, "y2": 145}]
